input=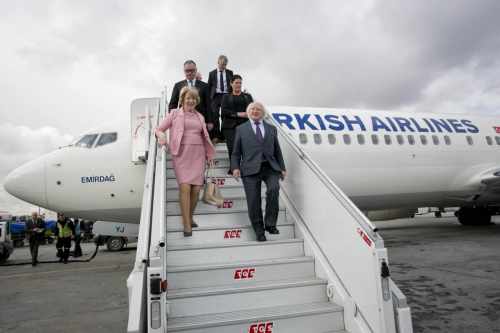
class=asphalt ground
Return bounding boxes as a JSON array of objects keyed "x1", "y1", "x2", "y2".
[
  {"x1": 376, "y1": 214, "x2": 500, "y2": 333},
  {"x1": 0, "y1": 241, "x2": 135, "y2": 333},
  {"x1": 0, "y1": 216, "x2": 499, "y2": 332}
]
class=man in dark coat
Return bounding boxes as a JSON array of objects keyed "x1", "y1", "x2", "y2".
[
  {"x1": 207, "y1": 55, "x2": 233, "y2": 142},
  {"x1": 168, "y1": 60, "x2": 213, "y2": 130},
  {"x1": 26, "y1": 212, "x2": 46, "y2": 266},
  {"x1": 231, "y1": 102, "x2": 287, "y2": 242}
]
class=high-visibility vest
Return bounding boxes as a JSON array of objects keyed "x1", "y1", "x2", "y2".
[{"x1": 57, "y1": 222, "x2": 72, "y2": 238}]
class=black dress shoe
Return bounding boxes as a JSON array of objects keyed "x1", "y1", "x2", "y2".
[
  {"x1": 256, "y1": 234, "x2": 267, "y2": 242},
  {"x1": 265, "y1": 226, "x2": 280, "y2": 234}
]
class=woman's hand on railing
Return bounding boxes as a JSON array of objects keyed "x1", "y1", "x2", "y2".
[{"x1": 207, "y1": 159, "x2": 215, "y2": 168}]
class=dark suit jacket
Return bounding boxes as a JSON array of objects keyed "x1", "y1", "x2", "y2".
[
  {"x1": 231, "y1": 121, "x2": 286, "y2": 176},
  {"x1": 221, "y1": 93, "x2": 253, "y2": 129},
  {"x1": 168, "y1": 80, "x2": 212, "y2": 122},
  {"x1": 207, "y1": 69, "x2": 233, "y2": 99}
]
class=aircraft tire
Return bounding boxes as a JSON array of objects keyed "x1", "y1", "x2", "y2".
[
  {"x1": 107, "y1": 237, "x2": 125, "y2": 251},
  {"x1": 457, "y1": 207, "x2": 492, "y2": 226}
]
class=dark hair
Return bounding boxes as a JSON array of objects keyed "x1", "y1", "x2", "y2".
[
  {"x1": 231, "y1": 74, "x2": 242, "y2": 83},
  {"x1": 183, "y1": 59, "x2": 196, "y2": 66}
]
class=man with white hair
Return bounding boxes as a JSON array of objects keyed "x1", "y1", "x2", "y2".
[{"x1": 231, "y1": 102, "x2": 287, "y2": 241}]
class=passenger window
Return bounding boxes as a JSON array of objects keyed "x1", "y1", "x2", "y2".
[
  {"x1": 495, "y1": 136, "x2": 500, "y2": 145},
  {"x1": 407, "y1": 135, "x2": 415, "y2": 145},
  {"x1": 357, "y1": 134, "x2": 365, "y2": 145},
  {"x1": 371, "y1": 134, "x2": 379, "y2": 145},
  {"x1": 444, "y1": 135, "x2": 451, "y2": 145},
  {"x1": 420, "y1": 135, "x2": 428, "y2": 145},
  {"x1": 95, "y1": 132, "x2": 118, "y2": 147},
  {"x1": 299, "y1": 133, "x2": 307, "y2": 144},
  {"x1": 343, "y1": 134, "x2": 351, "y2": 145},
  {"x1": 432, "y1": 135, "x2": 439, "y2": 145},
  {"x1": 486, "y1": 136, "x2": 493, "y2": 145},
  {"x1": 75, "y1": 134, "x2": 98, "y2": 148},
  {"x1": 466, "y1": 136, "x2": 473, "y2": 145},
  {"x1": 313, "y1": 133, "x2": 322, "y2": 144},
  {"x1": 328, "y1": 134, "x2": 336, "y2": 145},
  {"x1": 384, "y1": 135, "x2": 392, "y2": 145},
  {"x1": 396, "y1": 135, "x2": 404, "y2": 145}
]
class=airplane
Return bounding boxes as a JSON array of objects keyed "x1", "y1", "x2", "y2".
[{"x1": 4, "y1": 99, "x2": 500, "y2": 226}]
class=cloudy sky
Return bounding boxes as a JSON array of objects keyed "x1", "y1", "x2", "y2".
[{"x1": 1, "y1": 0, "x2": 500, "y2": 214}]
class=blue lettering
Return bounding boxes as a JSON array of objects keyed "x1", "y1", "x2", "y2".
[
  {"x1": 409, "y1": 118, "x2": 429, "y2": 133},
  {"x1": 422, "y1": 118, "x2": 436, "y2": 133},
  {"x1": 294, "y1": 114, "x2": 318, "y2": 130},
  {"x1": 430, "y1": 118, "x2": 453, "y2": 133},
  {"x1": 385, "y1": 117, "x2": 399, "y2": 131},
  {"x1": 272, "y1": 113, "x2": 295, "y2": 130},
  {"x1": 461, "y1": 119, "x2": 479, "y2": 133},
  {"x1": 447, "y1": 119, "x2": 466, "y2": 133},
  {"x1": 342, "y1": 115, "x2": 366, "y2": 131},
  {"x1": 314, "y1": 114, "x2": 326, "y2": 130},
  {"x1": 371, "y1": 116, "x2": 392, "y2": 132},
  {"x1": 393, "y1": 117, "x2": 415, "y2": 132},
  {"x1": 324, "y1": 115, "x2": 345, "y2": 131}
]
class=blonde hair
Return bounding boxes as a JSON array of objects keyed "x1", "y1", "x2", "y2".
[
  {"x1": 179, "y1": 86, "x2": 200, "y2": 107},
  {"x1": 246, "y1": 101, "x2": 266, "y2": 116}
]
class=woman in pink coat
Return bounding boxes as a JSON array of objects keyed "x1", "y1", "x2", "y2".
[{"x1": 155, "y1": 87, "x2": 215, "y2": 236}]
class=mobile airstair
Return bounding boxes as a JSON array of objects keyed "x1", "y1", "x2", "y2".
[{"x1": 127, "y1": 90, "x2": 413, "y2": 333}]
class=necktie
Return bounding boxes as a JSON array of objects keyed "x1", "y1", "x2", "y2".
[
  {"x1": 188, "y1": 80, "x2": 193, "y2": 87},
  {"x1": 219, "y1": 71, "x2": 224, "y2": 93},
  {"x1": 255, "y1": 121, "x2": 264, "y2": 143}
]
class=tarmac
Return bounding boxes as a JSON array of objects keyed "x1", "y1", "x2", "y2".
[{"x1": 0, "y1": 215, "x2": 499, "y2": 333}]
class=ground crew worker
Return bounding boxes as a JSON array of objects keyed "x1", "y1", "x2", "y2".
[
  {"x1": 55, "y1": 213, "x2": 74, "y2": 264},
  {"x1": 26, "y1": 212, "x2": 46, "y2": 266}
]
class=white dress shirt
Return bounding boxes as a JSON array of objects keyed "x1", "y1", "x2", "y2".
[{"x1": 250, "y1": 120, "x2": 265, "y2": 138}]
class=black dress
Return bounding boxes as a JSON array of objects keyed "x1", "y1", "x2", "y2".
[{"x1": 221, "y1": 93, "x2": 253, "y2": 162}]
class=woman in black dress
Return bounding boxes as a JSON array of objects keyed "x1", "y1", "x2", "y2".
[{"x1": 221, "y1": 75, "x2": 253, "y2": 173}]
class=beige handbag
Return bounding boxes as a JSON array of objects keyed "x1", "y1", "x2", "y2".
[{"x1": 203, "y1": 165, "x2": 225, "y2": 207}]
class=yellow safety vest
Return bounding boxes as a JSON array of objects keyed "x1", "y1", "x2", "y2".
[{"x1": 57, "y1": 222, "x2": 72, "y2": 238}]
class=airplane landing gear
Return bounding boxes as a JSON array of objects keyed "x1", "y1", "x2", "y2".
[{"x1": 455, "y1": 207, "x2": 492, "y2": 226}]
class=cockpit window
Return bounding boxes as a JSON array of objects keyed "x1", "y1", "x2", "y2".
[
  {"x1": 95, "y1": 132, "x2": 118, "y2": 147},
  {"x1": 75, "y1": 134, "x2": 98, "y2": 148}
]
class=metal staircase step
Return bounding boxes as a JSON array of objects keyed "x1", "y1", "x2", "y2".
[
  {"x1": 167, "y1": 302, "x2": 344, "y2": 332},
  {"x1": 167, "y1": 210, "x2": 287, "y2": 228},
  {"x1": 167, "y1": 167, "x2": 231, "y2": 178},
  {"x1": 167, "y1": 176, "x2": 242, "y2": 188},
  {"x1": 167, "y1": 222, "x2": 294, "y2": 244},
  {"x1": 166, "y1": 197, "x2": 285, "y2": 215},
  {"x1": 167, "y1": 256, "x2": 315, "y2": 289},
  {"x1": 167, "y1": 158, "x2": 230, "y2": 169},
  {"x1": 166, "y1": 239, "x2": 304, "y2": 266},
  {"x1": 167, "y1": 151, "x2": 227, "y2": 161},
  {"x1": 167, "y1": 277, "x2": 328, "y2": 317},
  {"x1": 167, "y1": 186, "x2": 261, "y2": 200}
]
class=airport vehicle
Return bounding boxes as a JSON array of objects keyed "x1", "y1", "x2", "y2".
[
  {"x1": 0, "y1": 221, "x2": 14, "y2": 263},
  {"x1": 93, "y1": 221, "x2": 138, "y2": 251},
  {"x1": 4, "y1": 99, "x2": 500, "y2": 226},
  {"x1": 9, "y1": 220, "x2": 26, "y2": 247}
]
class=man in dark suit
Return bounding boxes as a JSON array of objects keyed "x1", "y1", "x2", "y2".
[
  {"x1": 207, "y1": 55, "x2": 233, "y2": 142},
  {"x1": 231, "y1": 102, "x2": 287, "y2": 241},
  {"x1": 169, "y1": 60, "x2": 213, "y2": 129}
]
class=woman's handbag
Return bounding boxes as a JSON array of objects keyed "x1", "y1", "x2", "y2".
[{"x1": 203, "y1": 164, "x2": 225, "y2": 207}]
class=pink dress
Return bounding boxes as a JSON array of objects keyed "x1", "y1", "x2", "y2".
[{"x1": 173, "y1": 111, "x2": 207, "y2": 185}]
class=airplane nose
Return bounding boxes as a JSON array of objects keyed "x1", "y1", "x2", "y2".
[{"x1": 3, "y1": 156, "x2": 48, "y2": 207}]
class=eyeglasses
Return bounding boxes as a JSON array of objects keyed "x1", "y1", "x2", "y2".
[{"x1": 184, "y1": 68, "x2": 196, "y2": 73}]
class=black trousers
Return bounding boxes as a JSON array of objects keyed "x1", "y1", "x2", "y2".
[
  {"x1": 56, "y1": 237, "x2": 71, "y2": 262},
  {"x1": 74, "y1": 235, "x2": 82, "y2": 257},
  {"x1": 222, "y1": 128, "x2": 236, "y2": 161},
  {"x1": 209, "y1": 94, "x2": 225, "y2": 140},
  {"x1": 29, "y1": 236, "x2": 40, "y2": 264},
  {"x1": 242, "y1": 163, "x2": 281, "y2": 236}
]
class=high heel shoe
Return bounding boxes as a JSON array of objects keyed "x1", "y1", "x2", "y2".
[{"x1": 183, "y1": 230, "x2": 193, "y2": 237}]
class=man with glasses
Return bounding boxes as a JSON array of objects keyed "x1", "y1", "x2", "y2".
[{"x1": 169, "y1": 60, "x2": 213, "y2": 130}]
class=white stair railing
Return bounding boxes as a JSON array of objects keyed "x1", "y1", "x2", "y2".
[{"x1": 267, "y1": 112, "x2": 413, "y2": 333}]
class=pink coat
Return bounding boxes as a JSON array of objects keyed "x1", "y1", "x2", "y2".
[{"x1": 155, "y1": 108, "x2": 215, "y2": 159}]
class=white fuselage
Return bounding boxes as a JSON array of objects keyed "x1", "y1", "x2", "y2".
[{"x1": 4, "y1": 106, "x2": 500, "y2": 223}]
